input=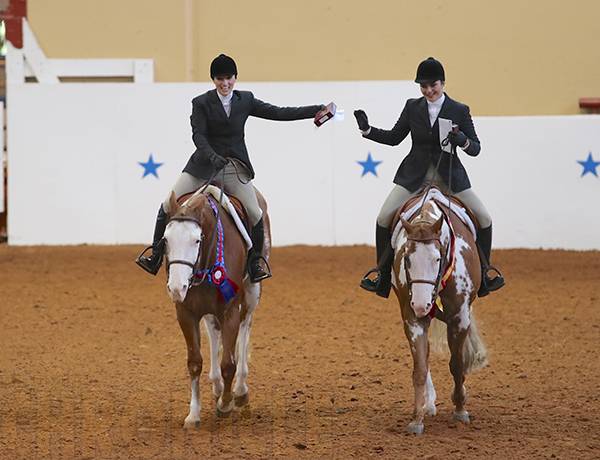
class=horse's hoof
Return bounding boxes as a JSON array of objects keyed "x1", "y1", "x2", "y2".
[
  {"x1": 234, "y1": 392, "x2": 250, "y2": 407},
  {"x1": 184, "y1": 418, "x2": 200, "y2": 429},
  {"x1": 453, "y1": 411, "x2": 470, "y2": 423},
  {"x1": 407, "y1": 423, "x2": 424, "y2": 435},
  {"x1": 215, "y1": 407, "x2": 233, "y2": 418}
]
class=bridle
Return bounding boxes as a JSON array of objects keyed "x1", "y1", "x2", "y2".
[
  {"x1": 165, "y1": 166, "x2": 228, "y2": 289},
  {"x1": 402, "y1": 132, "x2": 458, "y2": 308},
  {"x1": 166, "y1": 215, "x2": 203, "y2": 289},
  {"x1": 403, "y1": 232, "x2": 448, "y2": 306},
  {"x1": 403, "y1": 131, "x2": 456, "y2": 301}
]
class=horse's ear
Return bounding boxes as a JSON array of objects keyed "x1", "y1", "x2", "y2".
[
  {"x1": 432, "y1": 216, "x2": 444, "y2": 234},
  {"x1": 401, "y1": 217, "x2": 413, "y2": 233},
  {"x1": 168, "y1": 192, "x2": 178, "y2": 217}
]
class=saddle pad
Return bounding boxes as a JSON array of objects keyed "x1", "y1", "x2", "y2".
[
  {"x1": 182, "y1": 186, "x2": 253, "y2": 250},
  {"x1": 391, "y1": 187, "x2": 477, "y2": 249}
]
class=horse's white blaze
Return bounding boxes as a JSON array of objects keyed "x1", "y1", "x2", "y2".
[
  {"x1": 165, "y1": 221, "x2": 202, "y2": 303},
  {"x1": 408, "y1": 243, "x2": 441, "y2": 318}
]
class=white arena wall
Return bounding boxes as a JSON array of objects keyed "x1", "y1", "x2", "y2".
[{"x1": 6, "y1": 80, "x2": 600, "y2": 250}]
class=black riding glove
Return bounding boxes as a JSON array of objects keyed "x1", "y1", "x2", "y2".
[
  {"x1": 447, "y1": 130, "x2": 468, "y2": 148},
  {"x1": 353, "y1": 109, "x2": 370, "y2": 131},
  {"x1": 209, "y1": 152, "x2": 229, "y2": 169}
]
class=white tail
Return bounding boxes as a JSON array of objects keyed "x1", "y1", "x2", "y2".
[
  {"x1": 429, "y1": 311, "x2": 488, "y2": 375},
  {"x1": 462, "y1": 311, "x2": 488, "y2": 374}
]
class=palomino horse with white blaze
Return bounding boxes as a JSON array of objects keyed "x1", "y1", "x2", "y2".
[
  {"x1": 391, "y1": 188, "x2": 488, "y2": 434},
  {"x1": 164, "y1": 186, "x2": 270, "y2": 427}
]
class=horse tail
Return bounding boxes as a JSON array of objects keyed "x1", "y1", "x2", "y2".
[
  {"x1": 428, "y1": 311, "x2": 488, "y2": 374},
  {"x1": 429, "y1": 318, "x2": 449, "y2": 356},
  {"x1": 463, "y1": 310, "x2": 489, "y2": 374}
]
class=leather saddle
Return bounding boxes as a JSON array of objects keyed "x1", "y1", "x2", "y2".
[
  {"x1": 392, "y1": 186, "x2": 481, "y2": 232},
  {"x1": 177, "y1": 188, "x2": 251, "y2": 236}
]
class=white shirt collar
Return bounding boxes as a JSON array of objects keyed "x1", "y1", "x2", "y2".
[
  {"x1": 217, "y1": 91, "x2": 233, "y2": 104},
  {"x1": 427, "y1": 93, "x2": 445, "y2": 109},
  {"x1": 426, "y1": 94, "x2": 446, "y2": 126},
  {"x1": 217, "y1": 91, "x2": 233, "y2": 116}
]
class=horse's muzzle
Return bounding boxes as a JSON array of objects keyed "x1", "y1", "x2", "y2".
[{"x1": 167, "y1": 274, "x2": 190, "y2": 303}]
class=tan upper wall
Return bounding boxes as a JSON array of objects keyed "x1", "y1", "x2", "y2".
[{"x1": 28, "y1": 0, "x2": 600, "y2": 116}]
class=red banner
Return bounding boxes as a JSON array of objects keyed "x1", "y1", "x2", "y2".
[{"x1": 0, "y1": 0, "x2": 27, "y2": 49}]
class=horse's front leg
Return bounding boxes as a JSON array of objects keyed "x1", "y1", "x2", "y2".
[
  {"x1": 203, "y1": 315, "x2": 224, "y2": 400},
  {"x1": 176, "y1": 304, "x2": 203, "y2": 429},
  {"x1": 447, "y1": 312, "x2": 470, "y2": 423},
  {"x1": 233, "y1": 283, "x2": 260, "y2": 407},
  {"x1": 403, "y1": 316, "x2": 431, "y2": 434},
  {"x1": 423, "y1": 369, "x2": 437, "y2": 416},
  {"x1": 215, "y1": 303, "x2": 241, "y2": 418}
]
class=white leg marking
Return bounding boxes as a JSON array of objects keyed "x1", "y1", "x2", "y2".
[
  {"x1": 203, "y1": 316, "x2": 224, "y2": 399},
  {"x1": 233, "y1": 317, "x2": 250, "y2": 400},
  {"x1": 423, "y1": 370, "x2": 437, "y2": 415},
  {"x1": 184, "y1": 376, "x2": 202, "y2": 428},
  {"x1": 234, "y1": 282, "x2": 260, "y2": 400}
]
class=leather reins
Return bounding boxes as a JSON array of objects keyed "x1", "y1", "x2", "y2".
[
  {"x1": 165, "y1": 164, "x2": 228, "y2": 287},
  {"x1": 404, "y1": 134, "x2": 456, "y2": 305}
]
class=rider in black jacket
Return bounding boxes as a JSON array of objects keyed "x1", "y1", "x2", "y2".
[
  {"x1": 136, "y1": 54, "x2": 327, "y2": 282},
  {"x1": 354, "y1": 57, "x2": 505, "y2": 298}
]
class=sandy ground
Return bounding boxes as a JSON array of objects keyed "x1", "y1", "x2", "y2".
[{"x1": 0, "y1": 244, "x2": 599, "y2": 460}]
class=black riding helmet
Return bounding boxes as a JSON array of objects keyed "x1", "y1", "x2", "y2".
[
  {"x1": 415, "y1": 57, "x2": 445, "y2": 84},
  {"x1": 210, "y1": 54, "x2": 238, "y2": 79}
]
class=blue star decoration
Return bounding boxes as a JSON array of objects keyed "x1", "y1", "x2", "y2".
[
  {"x1": 577, "y1": 152, "x2": 600, "y2": 177},
  {"x1": 357, "y1": 152, "x2": 382, "y2": 177},
  {"x1": 139, "y1": 154, "x2": 164, "y2": 178}
]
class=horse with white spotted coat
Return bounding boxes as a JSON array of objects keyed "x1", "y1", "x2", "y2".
[{"x1": 392, "y1": 196, "x2": 488, "y2": 434}]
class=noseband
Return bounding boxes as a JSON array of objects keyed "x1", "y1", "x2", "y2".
[{"x1": 166, "y1": 216, "x2": 203, "y2": 286}]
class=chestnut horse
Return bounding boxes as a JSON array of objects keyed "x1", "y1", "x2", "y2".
[
  {"x1": 164, "y1": 186, "x2": 270, "y2": 427},
  {"x1": 392, "y1": 189, "x2": 488, "y2": 434}
]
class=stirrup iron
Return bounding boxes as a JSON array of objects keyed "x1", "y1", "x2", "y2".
[
  {"x1": 248, "y1": 254, "x2": 272, "y2": 283},
  {"x1": 359, "y1": 268, "x2": 380, "y2": 292}
]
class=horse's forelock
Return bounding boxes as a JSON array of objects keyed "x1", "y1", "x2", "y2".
[
  {"x1": 407, "y1": 221, "x2": 440, "y2": 241},
  {"x1": 174, "y1": 194, "x2": 210, "y2": 222}
]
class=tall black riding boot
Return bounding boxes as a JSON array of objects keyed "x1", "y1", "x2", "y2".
[
  {"x1": 248, "y1": 218, "x2": 271, "y2": 283},
  {"x1": 359, "y1": 224, "x2": 394, "y2": 298},
  {"x1": 476, "y1": 225, "x2": 506, "y2": 297},
  {"x1": 135, "y1": 204, "x2": 168, "y2": 275}
]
